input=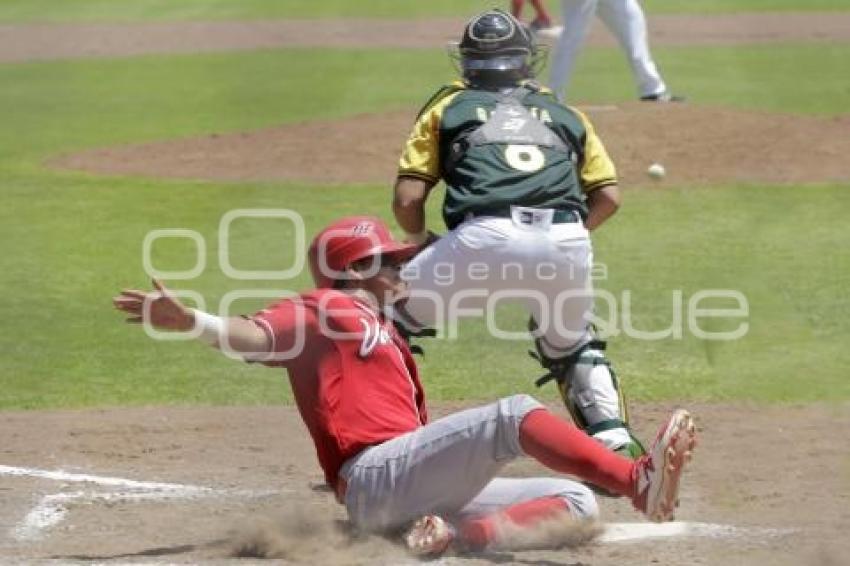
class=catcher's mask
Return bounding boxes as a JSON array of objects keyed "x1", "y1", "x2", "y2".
[
  {"x1": 308, "y1": 216, "x2": 418, "y2": 289},
  {"x1": 449, "y1": 9, "x2": 547, "y2": 89}
]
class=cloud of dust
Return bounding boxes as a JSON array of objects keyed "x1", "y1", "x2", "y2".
[
  {"x1": 227, "y1": 508, "x2": 403, "y2": 564},
  {"x1": 488, "y1": 516, "x2": 603, "y2": 552},
  {"x1": 228, "y1": 507, "x2": 601, "y2": 562}
]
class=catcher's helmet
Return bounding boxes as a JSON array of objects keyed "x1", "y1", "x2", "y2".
[
  {"x1": 450, "y1": 9, "x2": 546, "y2": 89},
  {"x1": 308, "y1": 216, "x2": 418, "y2": 288}
]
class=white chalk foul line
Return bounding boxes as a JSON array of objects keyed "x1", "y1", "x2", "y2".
[
  {"x1": 0, "y1": 464, "x2": 212, "y2": 493},
  {"x1": 13, "y1": 493, "x2": 72, "y2": 541},
  {"x1": 2, "y1": 464, "x2": 281, "y2": 541}
]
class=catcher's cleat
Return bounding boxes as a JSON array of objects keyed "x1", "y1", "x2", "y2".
[
  {"x1": 632, "y1": 409, "x2": 697, "y2": 522},
  {"x1": 404, "y1": 515, "x2": 454, "y2": 557}
]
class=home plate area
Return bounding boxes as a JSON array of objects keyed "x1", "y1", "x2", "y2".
[
  {"x1": 2, "y1": 463, "x2": 792, "y2": 563},
  {"x1": 0, "y1": 403, "x2": 845, "y2": 564}
]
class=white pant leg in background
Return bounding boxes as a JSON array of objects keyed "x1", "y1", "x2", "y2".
[
  {"x1": 597, "y1": 0, "x2": 666, "y2": 97},
  {"x1": 400, "y1": 216, "x2": 594, "y2": 354},
  {"x1": 340, "y1": 395, "x2": 597, "y2": 532},
  {"x1": 549, "y1": 0, "x2": 598, "y2": 100}
]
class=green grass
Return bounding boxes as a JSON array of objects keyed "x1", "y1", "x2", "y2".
[
  {"x1": 596, "y1": 184, "x2": 850, "y2": 402},
  {"x1": 0, "y1": 0, "x2": 846, "y2": 23},
  {"x1": 418, "y1": 183, "x2": 850, "y2": 404},
  {"x1": 0, "y1": 0, "x2": 496, "y2": 22},
  {"x1": 0, "y1": 37, "x2": 848, "y2": 408},
  {"x1": 644, "y1": 0, "x2": 850, "y2": 13},
  {"x1": 568, "y1": 43, "x2": 850, "y2": 114}
]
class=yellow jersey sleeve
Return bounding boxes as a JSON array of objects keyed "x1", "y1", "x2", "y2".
[
  {"x1": 573, "y1": 108, "x2": 618, "y2": 193},
  {"x1": 398, "y1": 90, "x2": 462, "y2": 183}
]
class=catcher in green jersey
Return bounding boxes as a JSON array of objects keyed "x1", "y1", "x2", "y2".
[{"x1": 391, "y1": 9, "x2": 645, "y2": 463}]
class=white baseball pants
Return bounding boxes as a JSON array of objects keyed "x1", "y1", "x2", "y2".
[
  {"x1": 339, "y1": 395, "x2": 598, "y2": 531},
  {"x1": 400, "y1": 213, "x2": 594, "y2": 358},
  {"x1": 549, "y1": 0, "x2": 667, "y2": 99}
]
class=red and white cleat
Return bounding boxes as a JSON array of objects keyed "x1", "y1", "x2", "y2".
[
  {"x1": 633, "y1": 409, "x2": 697, "y2": 522},
  {"x1": 404, "y1": 515, "x2": 454, "y2": 557}
]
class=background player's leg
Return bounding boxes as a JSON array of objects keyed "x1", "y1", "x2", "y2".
[
  {"x1": 511, "y1": 0, "x2": 525, "y2": 19},
  {"x1": 549, "y1": 0, "x2": 598, "y2": 100},
  {"x1": 529, "y1": 0, "x2": 554, "y2": 28},
  {"x1": 597, "y1": 0, "x2": 666, "y2": 98}
]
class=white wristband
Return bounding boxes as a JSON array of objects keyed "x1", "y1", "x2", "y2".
[
  {"x1": 405, "y1": 229, "x2": 428, "y2": 246},
  {"x1": 191, "y1": 309, "x2": 225, "y2": 345}
]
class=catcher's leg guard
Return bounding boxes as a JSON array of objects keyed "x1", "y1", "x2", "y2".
[{"x1": 531, "y1": 333, "x2": 644, "y2": 458}]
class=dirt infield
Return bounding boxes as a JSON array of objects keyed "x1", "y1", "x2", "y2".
[
  {"x1": 2, "y1": 13, "x2": 850, "y2": 63},
  {"x1": 1, "y1": 402, "x2": 848, "y2": 564}
]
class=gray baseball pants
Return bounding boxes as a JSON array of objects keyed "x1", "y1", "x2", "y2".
[{"x1": 338, "y1": 394, "x2": 598, "y2": 532}]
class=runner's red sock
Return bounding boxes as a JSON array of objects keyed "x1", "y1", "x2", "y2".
[
  {"x1": 459, "y1": 496, "x2": 569, "y2": 548},
  {"x1": 519, "y1": 408, "x2": 635, "y2": 497}
]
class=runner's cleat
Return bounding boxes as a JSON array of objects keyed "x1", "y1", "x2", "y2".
[
  {"x1": 633, "y1": 409, "x2": 697, "y2": 522},
  {"x1": 404, "y1": 515, "x2": 454, "y2": 557}
]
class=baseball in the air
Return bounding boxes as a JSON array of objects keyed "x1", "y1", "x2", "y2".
[{"x1": 647, "y1": 162, "x2": 666, "y2": 179}]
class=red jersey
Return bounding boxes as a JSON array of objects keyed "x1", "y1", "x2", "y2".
[{"x1": 252, "y1": 289, "x2": 428, "y2": 487}]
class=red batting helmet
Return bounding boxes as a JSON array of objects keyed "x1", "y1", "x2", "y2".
[{"x1": 308, "y1": 216, "x2": 419, "y2": 288}]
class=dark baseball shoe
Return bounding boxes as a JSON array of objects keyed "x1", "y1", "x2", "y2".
[
  {"x1": 632, "y1": 409, "x2": 696, "y2": 522},
  {"x1": 529, "y1": 17, "x2": 554, "y2": 32},
  {"x1": 640, "y1": 91, "x2": 686, "y2": 103},
  {"x1": 404, "y1": 515, "x2": 454, "y2": 557}
]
